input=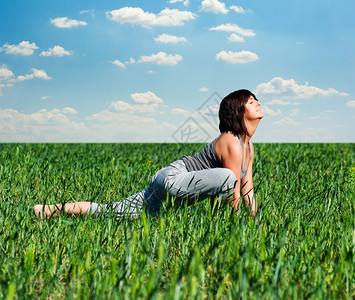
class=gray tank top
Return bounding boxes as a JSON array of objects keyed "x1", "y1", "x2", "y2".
[{"x1": 182, "y1": 133, "x2": 250, "y2": 179}]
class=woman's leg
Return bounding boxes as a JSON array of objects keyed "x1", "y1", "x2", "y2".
[
  {"x1": 34, "y1": 202, "x2": 91, "y2": 219},
  {"x1": 148, "y1": 160, "x2": 236, "y2": 209},
  {"x1": 88, "y1": 191, "x2": 146, "y2": 219},
  {"x1": 34, "y1": 190, "x2": 148, "y2": 220},
  {"x1": 168, "y1": 167, "x2": 236, "y2": 203}
]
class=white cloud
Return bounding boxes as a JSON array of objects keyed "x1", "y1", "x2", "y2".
[
  {"x1": 91, "y1": 101, "x2": 156, "y2": 118},
  {"x1": 138, "y1": 52, "x2": 183, "y2": 66},
  {"x1": 0, "y1": 108, "x2": 87, "y2": 142},
  {"x1": 0, "y1": 66, "x2": 15, "y2": 95},
  {"x1": 301, "y1": 128, "x2": 331, "y2": 142},
  {"x1": 265, "y1": 99, "x2": 292, "y2": 105},
  {"x1": 161, "y1": 121, "x2": 177, "y2": 131},
  {"x1": 51, "y1": 17, "x2": 87, "y2": 28},
  {"x1": 0, "y1": 65, "x2": 14, "y2": 81},
  {"x1": 0, "y1": 66, "x2": 51, "y2": 95},
  {"x1": 87, "y1": 112, "x2": 161, "y2": 139},
  {"x1": 229, "y1": 6, "x2": 246, "y2": 14},
  {"x1": 80, "y1": 9, "x2": 95, "y2": 17},
  {"x1": 169, "y1": 0, "x2": 190, "y2": 6},
  {"x1": 199, "y1": 87, "x2": 209, "y2": 92},
  {"x1": 201, "y1": 0, "x2": 229, "y2": 14},
  {"x1": 154, "y1": 34, "x2": 188, "y2": 44},
  {"x1": 261, "y1": 106, "x2": 282, "y2": 117},
  {"x1": 209, "y1": 23, "x2": 255, "y2": 37},
  {"x1": 130, "y1": 91, "x2": 163, "y2": 104},
  {"x1": 40, "y1": 45, "x2": 72, "y2": 57},
  {"x1": 255, "y1": 77, "x2": 349, "y2": 99},
  {"x1": 116, "y1": 52, "x2": 183, "y2": 67},
  {"x1": 346, "y1": 100, "x2": 355, "y2": 108},
  {"x1": 228, "y1": 33, "x2": 244, "y2": 43},
  {"x1": 171, "y1": 108, "x2": 190, "y2": 116},
  {"x1": 87, "y1": 92, "x2": 164, "y2": 123},
  {"x1": 88, "y1": 92, "x2": 164, "y2": 122},
  {"x1": 85, "y1": 98, "x2": 174, "y2": 141},
  {"x1": 309, "y1": 110, "x2": 336, "y2": 121},
  {"x1": 273, "y1": 117, "x2": 300, "y2": 126},
  {"x1": 197, "y1": 104, "x2": 219, "y2": 118},
  {"x1": 309, "y1": 115, "x2": 321, "y2": 120},
  {"x1": 126, "y1": 58, "x2": 136, "y2": 64},
  {"x1": 1, "y1": 41, "x2": 38, "y2": 56},
  {"x1": 62, "y1": 107, "x2": 77, "y2": 115},
  {"x1": 9, "y1": 68, "x2": 52, "y2": 83},
  {"x1": 290, "y1": 109, "x2": 300, "y2": 117},
  {"x1": 106, "y1": 7, "x2": 196, "y2": 27},
  {"x1": 215, "y1": 50, "x2": 259, "y2": 64},
  {"x1": 111, "y1": 59, "x2": 126, "y2": 68},
  {"x1": 41, "y1": 96, "x2": 50, "y2": 100}
]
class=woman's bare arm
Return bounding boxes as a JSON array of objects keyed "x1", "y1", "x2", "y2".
[
  {"x1": 241, "y1": 142, "x2": 257, "y2": 217},
  {"x1": 215, "y1": 133, "x2": 243, "y2": 214}
]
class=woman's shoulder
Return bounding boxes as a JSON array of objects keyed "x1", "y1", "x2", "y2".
[
  {"x1": 216, "y1": 132, "x2": 241, "y2": 147},
  {"x1": 215, "y1": 132, "x2": 243, "y2": 162}
]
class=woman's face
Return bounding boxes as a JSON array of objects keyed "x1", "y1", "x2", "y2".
[{"x1": 244, "y1": 96, "x2": 263, "y2": 121}]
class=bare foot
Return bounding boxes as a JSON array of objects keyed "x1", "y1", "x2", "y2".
[{"x1": 34, "y1": 205, "x2": 44, "y2": 219}]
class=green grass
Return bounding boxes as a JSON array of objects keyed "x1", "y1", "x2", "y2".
[{"x1": 0, "y1": 143, "x2": 354, "y2": 299}]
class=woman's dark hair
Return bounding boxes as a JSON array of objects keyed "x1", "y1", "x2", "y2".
[{"x1": 219, "y1": 89, "x2": 258, "y2": 136}]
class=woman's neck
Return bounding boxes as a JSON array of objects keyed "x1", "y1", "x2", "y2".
[
  {"x1": 244, "y1": 119, "x2": 261, "y2": 142},
  {"x1": 240, "y1": 134, "x2": 251, "y2": 144}
]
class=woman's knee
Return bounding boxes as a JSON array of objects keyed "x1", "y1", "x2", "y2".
[
  {"x1": 220, "y1": 168, "x2": 236, "y2": 188},
  {"x1": 209, "y1": 168, "x2": 236, "y2": 198}
]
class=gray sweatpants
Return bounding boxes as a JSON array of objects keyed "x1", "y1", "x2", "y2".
[{"x1": 87, "y1": 160, "x2": 236, "y2": 218}]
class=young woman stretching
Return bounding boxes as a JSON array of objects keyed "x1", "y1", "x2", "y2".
[{"x1": 34, "y1": 89, "x2": 263, "y2": 219}]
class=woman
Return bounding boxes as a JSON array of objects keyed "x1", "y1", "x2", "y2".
[{"x1": 34, "y1": 89, "x2": 263, "y2": 219}]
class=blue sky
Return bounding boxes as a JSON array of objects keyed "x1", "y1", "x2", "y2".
[{"x1": 0, "y1": 0, "x2": 354, "y2": 142}]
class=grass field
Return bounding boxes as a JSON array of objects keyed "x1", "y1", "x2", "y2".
[{"x1": 0, "y1": 143, "x2": 354, "y2": 299}]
